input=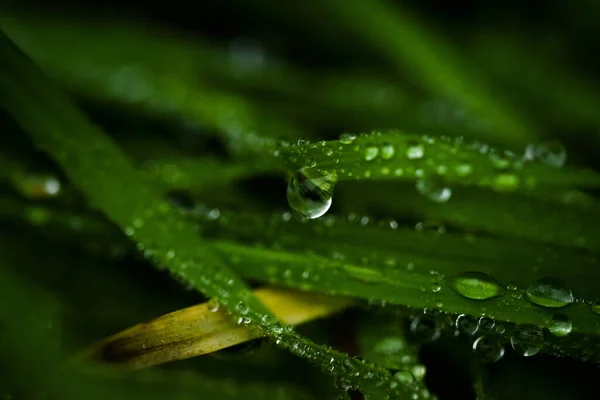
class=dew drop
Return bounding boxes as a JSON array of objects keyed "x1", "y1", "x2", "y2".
[
  {"x1": 415, "y1": 179, "x2": 452, "y2": 203},
  {"x1": 406, "y1": 143, "x2": 425, "y2": 159},
  {"x1": 15, "y1": 174, "x2": 62, "y2": 199},
  {"x1": 286, "y1": 167, "x2": 336, "y2": 219},
  {"x1": 478, "y1": 316, "x2": 495, "y2": 331},
  {"x1": 364, "y1": 145, "x2": 379, "y2": 161},
  {"x1": 410, "y1": 316, "x2": 440, "y2": 342},
  {"x1": 526, "y1": 277, "x2": 573, "y2": 308},
  {"x1": 381, "y1": 143, "x2": 396, "y2": 160},
  {"x1": 235, "y1": 301, "x2": 249, "y2": 315},
  {"x1": 548, "y1": 314, "x2": 572, "y2": 337},
  {"x1": 456, "y1": 314, "x2": 478, "y2": 335},
  {"x1": 510, "y1": 324, "x2": 544, "y2": 356},
  {"x1": 339, "y1": 133, "x2": 356, "y2": 144},
  {"x1": 452, "y1": 272, "x2": 503, "y2": 300},
  {"x1": 473, "y1": 336, "x2": 504, "y2": 363},
  {"x1": 207, "y1": 298, "x2": 220, "y2": 312},
  {"x1": 393, "y1": 371, "x2": 415, "y2": 386},
  {"x1": 524, "y1": 140, "x2": 567, "y2": 168}
]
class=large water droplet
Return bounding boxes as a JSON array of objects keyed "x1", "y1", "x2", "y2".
[
  {"x1": 286, "y1": 167, "x2": 336, "y2": 219},
  {"x1": 410, "y1": 315, "x2": 441, "y2": 342},
  {"x1": 339, "y1": 133, "x2": 357, "y2": 144},
  {"x1": 473, "y1": 336, "x2": 504, "y2": 363},
  {"x1": 452, "y1": 272, "x2": 503, "y2": 300},
  {"x1": 548, "y1": 314, "x2": 572, "y2": 337},
  {"x1": 416, "y1": 179, "x2": 452, "y2": 203},
  {"x1": 510, "y1": 324, "x2": 544, "y2": 356},
  {"x1": 524, "y1": 140, "x2": 567, "y2": 168},
  {"x1": 526, "y1": 277, "x2": 573, "y2": 308},
  {"x1": 456, "y1": 314, "x2": 478, "y2": 335}
]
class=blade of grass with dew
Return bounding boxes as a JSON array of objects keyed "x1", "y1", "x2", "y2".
[
  {"x1": 0, "y1": 31, "x2": 414, "y2": 399},
  {"x1": 273, "y1": 131, "x2": 600, "y2": 192}
]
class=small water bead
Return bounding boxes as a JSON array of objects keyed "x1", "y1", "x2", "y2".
[
  {"x1": 473, "y1": 336, "x2": 505, "y2": 363},
  {"x1": 287, "y1": 167, "x2": 336, "y2": 219},
  {"x1": 364, "y1": 145, "x2": 379, "y2": 161},
  {"x1": 456, "y1": 314, "x2": 478, "y2": 335},
  {"x1": 510, "y1": 324, "x2": 544, "y2": 356},
  {"x1": 478, "y1": 317, "x2": 495, "y2": 331},
  {"x1": 452, "y1": 272, "x2": 503, "y2": 300},
  {"x1": 235, "y1": 301, "x2": 249, "y2": 315},
  {"x1": 339, "y1": 133, "x2": 356, "y2": 144},
  {"x1": 381, "y1": 143, "x2": 396, "y2": 160},
  {"x1": 526, "y1": 277, "x2": 573, "y2": 308},
  {"x1": 406, "y1": 143, "x2": 425, "y2": 159},
  {"x1": 410, "y1": 316, "x2": 441, "y2": 342},
  {"x1": 548, "y1": 314, "x2": 572, "y2": 337},
  {"x1": 415, "y1": 179, "x2": 452, "y2": 203},
  {"x1": 524, "y1": 140, "x2": 567, "y2": 168},
  {"x1": 306, "y1": 158, "x2": 317, "y2": 168},
  {"x1": 393, "y1": 371, "x2": 415, "y2": 387},
  {"x1": 207, "y1": 298, "x2": 220, "y2": 312}
]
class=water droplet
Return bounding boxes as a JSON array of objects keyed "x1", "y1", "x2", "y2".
[
  {"x1": 456, "y1": 314, "x2": 478, "y2": 335},
  {"x1": 473, "y1": 336, "x2": 504, "y2": 363},
  {"x1": 207, "y1": 298, "x2": 220, "y2": 312},
  {"x1": 287, "y1": 167, "x2": 336, "y2": 219},
  {"x1": 452, "y1": 272, "x2": 503, "y2": 300},
  {"x1": 478, "y1": 317, "x2": 495, "y2": 331},
  {"x1": 406, "y1": 144, "x2": 425, "y2": 159},
  {"x1": 591, "y1": 300, "x2": 600, "y2": 315},
  {"x1": 524, "y1": 140, "x2": 567, "y2": 168},
  {"x1": 306, "y1": 158, "x2": 317, "y2": 168},
  {"x1": 410, "y1": 316, "x2": 440, "y2": 342},
  {"x1": 393, "y1": 371, "x2": 415, "y2": 386},
  {"x1": 15, "y1": 174, "x2": 62, "y2": 199},
  {"x1": 548, "y1": 314, "x2": 572, "y2": 337},
  {"x1": 381, "y1": 143, "x2": 396, "y2": 160},
  {"x1": 339, "y1": 133, "x2": 356, "y2": 144},
  {"x1": 364, "y1": 145, "x2": 379, "y2": 161},
  {"x1": 415, "y1": 179, "x2": 452, "y2": 203},
  {"x1": 526, "y1": 277, "x2": 573, "y2": 308},
  {"x1": 510, "y1": 324, "x2": 544, "y2": 356},
  {"x1": 235, "y1": 301, "x2": 249, "y2": 315}
]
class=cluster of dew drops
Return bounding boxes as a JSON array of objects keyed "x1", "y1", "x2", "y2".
[{"x1": 285, "y1": 133, "x2": 568, "y2": 219}]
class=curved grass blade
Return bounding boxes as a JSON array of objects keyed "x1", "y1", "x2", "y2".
[{"x1": 0, "y1": 31, "x2": 414, "y2": 399}]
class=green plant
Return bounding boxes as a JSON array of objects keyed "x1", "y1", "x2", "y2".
[{"x1": 1, "y1": 2, "x2": 599, "y2": 399}]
